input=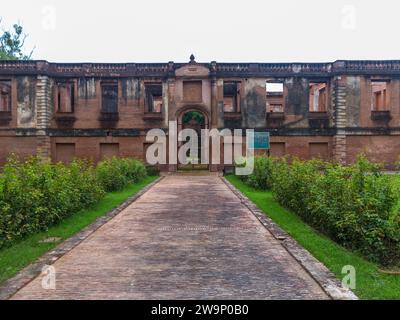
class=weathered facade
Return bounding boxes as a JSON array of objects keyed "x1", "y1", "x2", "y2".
[{"x1": 1, "y1": 57, "x2": 400, "y2": 171}]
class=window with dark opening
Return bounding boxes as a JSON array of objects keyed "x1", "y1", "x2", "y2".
[
  {"x1": 101, "y1": 81, "x2": 119, "y2": 113},
  {"x1": 0, "y1": 80, "x2": 12, "y2": 112},
  {"x1": 371, "y1": 81, "x2": 389, "y2": 111},
  {"x1": 309, "y1": 82, "x2": 327, "y2": 112},
  {"x1": 145, "y1": 83, "x2": 163, "y2": 113},
  {"x1": 223, "y1": 82, "x2": 240, "y2": 113},
  {"x1": 57, "y1": 81, "x2": 75, "y2": 113},
  {"x1": 266, "y1": 82, "x2": 284, "y2": 112}
]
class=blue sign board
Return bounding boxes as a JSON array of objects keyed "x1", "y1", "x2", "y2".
[{"x1": 248, "y1": 132, "x2": 270, "y2": 150}]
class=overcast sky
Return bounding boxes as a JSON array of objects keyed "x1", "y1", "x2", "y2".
[{"x1": 1, "y1": 0, "x2": 399, "y2": 63}]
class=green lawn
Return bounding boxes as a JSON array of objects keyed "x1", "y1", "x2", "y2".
[
  {"x1": 0, "y1": 175, "x2": 158, "y2": 285},
  {"x1": 226, "y1": 175, "x2": 400, "y2": 300}
]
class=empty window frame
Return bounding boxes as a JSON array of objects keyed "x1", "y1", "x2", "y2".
[
  {"x1": 0, "y1": 80, "x2": 12, "y2": 112},
  {"x1": 371, "y1": 80, "x2": 390, "y2": 111},
  {"x1": 266, "y1": 82, "x2": 284, "y2": 112},
  {"x1": 309, "y1": 82, "x2": 327, "y2": 112},
  {"x1": 145, "y1": 83, "x2": 163, "y2": 113},
  {"x1": 223, "y1": 82, "x2": 241, "y2": 113},
  {"x1": 56, "y1": 81, "x2": 75, "y2": 113},
  {"x1": 101, "y1": 81, "x2": 119, "y2": 113}
]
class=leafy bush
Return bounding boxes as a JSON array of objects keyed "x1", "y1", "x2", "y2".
[
  {"x1": 239, "y1": 156, "x2": 276, "y2": 190},
  {"x1": 146, "y1": 165, "x2": 160, "y2": 177},
  {"x1": 237, "y1": 155, "x2": 400, "y2": 265},
  {"x1": 305, "y1": 157, "x2": 400, "y2": 265},
  {"x1": 0, "y1": 157, "x2": 104, "y2": 248},
  {"x1": 96, "y1": 157, "x2": 146, "y2": 192},
  {"x1": 0, "y1": 155, "x2": 148, "y2": 248}
]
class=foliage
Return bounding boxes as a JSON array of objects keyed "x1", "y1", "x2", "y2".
[
  {"x1": 146, "y1": 165, "x2": 160, "y2": 177},
  {"x1": 0, "y1": 20, "x2": 33, "y2": 60},
  {"x1": 96, "y1": 157, "x2": 147, "y2": 192},
  {"x1": 0, "y1": 156, "x2": 104, "y2": 248},
  {"x1": 236, "y1": 155, "x2": 400, "y2": 265},
  {"x1": 182, "y1": 111, "x2": 205, "y2": 125},
  {"x1": 239, "y1": 156, "x2": 275, "y2": 190},
  {"x1": 227, "y1": 175, "x2": 400, "y2": 299},
  {"x1": 0, "y1": 176, "x2": 158, "y2": 285},
  {"x1": 0, "y1": 155, "x2": 148, "y2": 248}
]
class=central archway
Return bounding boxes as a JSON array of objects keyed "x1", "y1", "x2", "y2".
[{"x1": 177, "y1": 107, "x2": 210, "y2": 171}]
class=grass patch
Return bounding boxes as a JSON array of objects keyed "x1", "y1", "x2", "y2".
[
  {"x1": 0, "y1": 175, "x2": 158, "y2": 285},
  {"x1": 226, "y1": 175, "x2": 400, "y2": 300}
]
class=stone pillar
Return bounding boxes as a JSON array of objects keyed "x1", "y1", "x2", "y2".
[
  {"x1": 333, "y1": 76, "x2": 347, "y2": 163},
  {"x1": 166, "y1": 63, "x2": 177, "y2": 172},
  {"x1": 36, "y1": 75, "x2": 52, "y2": 161},
  {"x1": 210, "y1": 79, "x2": 218, "y2": 128}
]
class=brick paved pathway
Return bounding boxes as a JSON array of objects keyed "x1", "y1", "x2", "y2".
[{"x1": 11, "y1": 175, "x2": 328, "y2": 299}]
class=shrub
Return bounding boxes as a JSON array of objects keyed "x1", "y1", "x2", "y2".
[
  {"x1": 96, "y1": 157, "x2": 146, "y2": 192},
  {"x1": 240, "y1": 156, "x2": 275, "y2": 190},
  {"x1": 146, "y1": 165, "x2": 160, "y2": 177},
  {"x1": 237, "y1": 155, "x2": 400, "y2": 265},
  {"x1": 0, "y1": 155, "x2": 147, "y2": 248},
  {"x1": 306, "y1": 157, "x2": 400, "y2": 265},
  {"x1": 0, "y1": 156, "x2": 104, "y2": 248}
]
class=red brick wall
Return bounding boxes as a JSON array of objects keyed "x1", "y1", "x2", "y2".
[
  {"x1": 0, "y1": 136, "x2": 38, "y2": 164},
  {"x1": 346, "y1": 135, "x2": 400, "y2": 166},
  {"x1": 50, "y1": 136, "x2": 147, "y2": 163}
]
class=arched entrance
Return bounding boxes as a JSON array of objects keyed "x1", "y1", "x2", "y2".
[{"x1": 177, "y1": 108, "x2": 209, "y2": 171}]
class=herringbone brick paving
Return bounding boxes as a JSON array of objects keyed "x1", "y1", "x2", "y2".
[{"x1": 11, "y1": 175, "x2": 328, "y2": 300}]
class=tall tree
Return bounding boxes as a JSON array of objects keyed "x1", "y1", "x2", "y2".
[{"x1": 0, "y1": 19, "x2": 33, "y2": 60}]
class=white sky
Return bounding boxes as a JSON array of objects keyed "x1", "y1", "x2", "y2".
[{"x1": 1, "y1": 0, "x2": 399, "y2": 63}]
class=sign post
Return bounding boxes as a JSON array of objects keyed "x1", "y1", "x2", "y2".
[{"x1": 248, "y1": 131, "x2": 270, "y2": 155}]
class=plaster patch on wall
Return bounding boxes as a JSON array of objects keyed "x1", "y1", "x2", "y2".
[
  {"x1": 122, "y1": 78, "x2": 140, "y2": 100},
  {"x1": 17, "y1": 76, "x2": 36, "y2": 128},
  {"x1": 242, "y1": 79, "x2": 266, "y2": 128},
  {"x1": 346, "y1": 76, "x2": 361, "y2": 127},
  {"x1": 285, "y1": 77, "x2": 309, "y2": 116},
  {"x1": 78, "y1": 78, "x2": 96, "y2": 99}
]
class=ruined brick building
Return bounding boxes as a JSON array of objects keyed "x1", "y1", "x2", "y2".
[{"x1": 1, "y1": 56, "x2": 400, "y2": 171}]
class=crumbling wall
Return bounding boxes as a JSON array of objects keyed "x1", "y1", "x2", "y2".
[
  {"x1": 283, "y1": 77, "x2": 310, "y2": 128},
  {"x1": 242, "y1": 78, "x2": 266, "y2": 128},
  {"x1": 78, "y1": 77, "x2": 96, "y2": 99},
  {"x1": 346, "y1": 76, "x2": 361, "y2": 127},
  {"x1": 17, "y1": 76, "x2": 36, "y2": 128},
  {"x1": 285, "y1": 77, "x2": 309, "y2": 116},
  {"x1": 121, "y1": 78, "x2": 141, "y2": 100}
]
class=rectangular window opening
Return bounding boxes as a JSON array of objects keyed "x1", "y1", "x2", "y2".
[
  {"x1": 309, "y1": 82, "x2": 327, "y2": 112},
  {"x1": 0, "y1": 80, "x2": 12, "y2": 112},
  {"x1": 145, "y1": 83, "x2": 163, "y2": 113},
  {"x1": 371, "y1": 81, "x2": 389, "y2": 111},
  {"x1": 101, "y1": 81, "x2": 119, "y2": 113},
  {"x1": 266, "y1": 81, "x2": 284, "y2": 112},
  {"x1": 57, "y1": 81, "x2": 75, "y2": 113},
  {"x1": 223, "y1": 82, "x2": 240, "y2": 113}
]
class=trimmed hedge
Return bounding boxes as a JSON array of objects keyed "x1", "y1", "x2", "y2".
[
  {"x1": 239, "y1": 156, "x2": 275, "y2": 190},
  {"x1": 96, "y1": 157, "x2": 147, "y2": 192},
  {"x1": 0, "y1": 156, "x2": 148, "y2": 248},
  {"x1": 237, "y1": 155, "x2": 400, "y2": 266}
]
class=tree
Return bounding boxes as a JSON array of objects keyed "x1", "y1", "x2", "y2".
[{"x1": 0, "y1": 19, "x2": 33, "y2": 60}]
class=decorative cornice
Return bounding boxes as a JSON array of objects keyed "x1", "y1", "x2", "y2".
[{"x1": 1, "y1": 60, "x2": 400, "y2": 78}]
